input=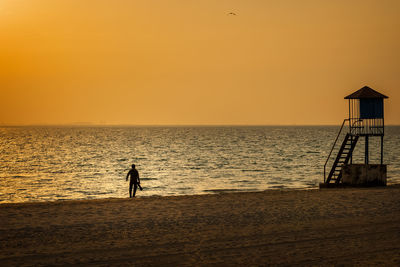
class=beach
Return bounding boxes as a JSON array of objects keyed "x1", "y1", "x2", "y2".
[{"x1": 1, "y1": 186, "x2": 400, "y2": 266}]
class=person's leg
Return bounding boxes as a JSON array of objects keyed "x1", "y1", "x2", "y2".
[
  {"x1": 133, "y1": 184, "x2": 137, "y2": 197},
  {"x1": 129, "y1": 182, "x2": 133, "y2": 198}
]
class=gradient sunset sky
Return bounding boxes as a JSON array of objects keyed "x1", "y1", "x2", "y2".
[{"x1": 1, "y1": 0, "x2": 399, "y2": 125}]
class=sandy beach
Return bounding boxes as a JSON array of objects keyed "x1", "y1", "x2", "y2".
[{"x1": 1, "y1": 186, "x2": 400, "y2": 266}]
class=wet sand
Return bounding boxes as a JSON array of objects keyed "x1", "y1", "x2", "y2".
[{"x1": 1, "y1": 186, "x2": 400, "y2": 266}]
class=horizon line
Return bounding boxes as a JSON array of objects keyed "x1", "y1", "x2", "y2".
[{"x1": 1, "y1": 123, "x2": 400, "y2": 127}]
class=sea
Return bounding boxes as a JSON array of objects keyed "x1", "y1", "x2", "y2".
[{"x1": 1, "y1": 126, "x2": 399, "y2": 203}]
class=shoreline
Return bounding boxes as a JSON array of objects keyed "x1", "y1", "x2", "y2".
[
  {"x1": 1, "y1": 185, "x2": 400, "y2": 265},
  {"x1": 1, "y1": 184, "x2": 400, "y2": 206},
  {"x1": 0, "y1": 187, "x2": 318, "y2": 206}
]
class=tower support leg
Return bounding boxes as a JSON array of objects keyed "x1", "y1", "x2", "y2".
[
  {"x1": 365, "y1": 136, "x2": 369, "y2": 164},
  {"x1": 350, "y1": 135, "x2": 353, "y2": 164},
  {"x1": 381, "y1": 135, "x2": 384, "y2": 165}
]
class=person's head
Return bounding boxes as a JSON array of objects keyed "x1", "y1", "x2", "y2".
[{"x1": 132, "y1": 164, "x2": 135, "y2": 169}]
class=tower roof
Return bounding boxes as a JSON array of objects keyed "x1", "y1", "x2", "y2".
[{"x1": 344, "y1": 86, "x2": 388, "y2": 99}]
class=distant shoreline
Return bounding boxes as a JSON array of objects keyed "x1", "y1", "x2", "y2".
[{"x1": 2, "y1": 124, "x2": 400, "y2": 127}]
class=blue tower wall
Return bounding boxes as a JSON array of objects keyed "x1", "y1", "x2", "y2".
[{"x1": 360, "y1": 98, "x2": 383, "y2": 119}]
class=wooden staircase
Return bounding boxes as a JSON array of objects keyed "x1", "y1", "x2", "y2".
[{"x1": 326, "y1": 133, "x2": 359, "y2": 184}]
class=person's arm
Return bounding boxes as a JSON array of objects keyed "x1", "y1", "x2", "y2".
[
  {"x1": 126, "y1": 170, "x2": 130, "y2": 181},
  {"x1": 137, "y1": 171, "x2": 142, "y2": 190}
]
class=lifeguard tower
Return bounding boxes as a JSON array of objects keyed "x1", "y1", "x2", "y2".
[{"x1": 322, "y1": 86, "x2": 388, "y2": 187}]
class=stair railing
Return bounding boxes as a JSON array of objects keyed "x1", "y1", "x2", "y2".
[
  {"x1": 324, "y1": 119, "x2": 349, "y2": 183},
  {"x1": 349, "y1": 119, "x2": 363, "y2": 135}
]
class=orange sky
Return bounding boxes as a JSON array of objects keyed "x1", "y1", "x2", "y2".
[{"x1": 1, "y1": 0, "x2": 399, "y2": 125}]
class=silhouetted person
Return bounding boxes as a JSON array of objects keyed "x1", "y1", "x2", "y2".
[{"x1": 126, "y1": 164, "x2": 141, "y2": 198}]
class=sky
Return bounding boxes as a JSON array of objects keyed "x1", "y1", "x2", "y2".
[{"x1": 1, "y1": 0, "x2": 399, "y2": 125}]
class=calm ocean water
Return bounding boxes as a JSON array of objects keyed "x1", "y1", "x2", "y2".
[{"x1": 1, "y1": 126, "x2": 399, "y2": 203}]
